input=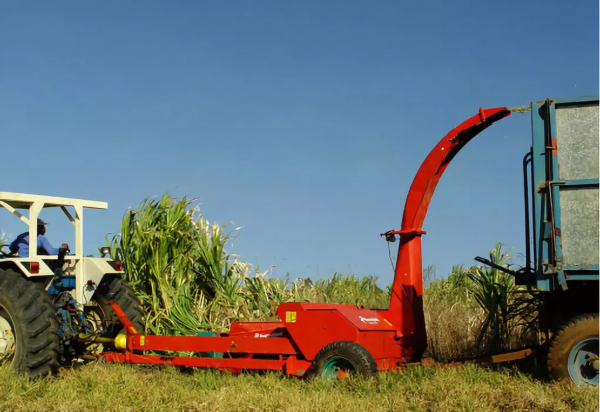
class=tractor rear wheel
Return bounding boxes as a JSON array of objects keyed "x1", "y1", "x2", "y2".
[
  {"x1": 312, "y1": 341, "x2": 378, "y2": 379},
  {"x1": 0, "y1": 269, "x2": 60, "y2": 378},
  {"x1": 547, "y1": 313, "x2": 599, "y2": 387},
  {"x1": 91, "y1": 276, "x2": 144, "y2": 347}
]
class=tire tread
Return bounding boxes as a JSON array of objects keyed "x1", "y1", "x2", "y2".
[{"x1": 0, "y1": 269, "x2": 60, "y2": 378}]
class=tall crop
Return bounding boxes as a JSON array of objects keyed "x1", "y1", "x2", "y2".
[
  {"x1": 424, "y1": 246, "x2": 538, "y2": 359},
  {"x1": 107, "y1": 195, "x2": 389, "y2": 335},
  {"x1": 466, "y1": 244, "x2": 538, "y2": 353},
  {"x1": 107, "y1": 195, "x2": 246, "y2": 335}
]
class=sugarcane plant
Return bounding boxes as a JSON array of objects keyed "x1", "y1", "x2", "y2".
[
  {"x1": 107, "y1": 194, "x2": 243, "y2": 335},
  {"x1": 107, "y1": 194, "x2": 390, "y2": 335},
  {"x1": 466, "y1": 244, "x2": 538, "y2": 353}
]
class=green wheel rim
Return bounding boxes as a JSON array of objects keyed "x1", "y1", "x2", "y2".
[{"x1": 321, "y1": 357, "x2": 356, "y2": 379}]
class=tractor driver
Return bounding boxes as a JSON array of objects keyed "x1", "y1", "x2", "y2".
[{"x1": 8, "y1": 218, "x2": 70, "y2": 257}]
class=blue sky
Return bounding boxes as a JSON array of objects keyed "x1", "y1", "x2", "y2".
[{"x1": 1, "y1": 1, "x2": 598, "y2": 285}]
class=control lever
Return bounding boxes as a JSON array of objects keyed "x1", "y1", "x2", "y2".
[{"x1": 57, "y1": 247, "x2": 69, "y2": 269}]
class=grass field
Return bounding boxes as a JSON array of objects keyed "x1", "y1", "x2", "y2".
[{"x1": 1, "y1": 363, "x2": 597, "y2": 411}]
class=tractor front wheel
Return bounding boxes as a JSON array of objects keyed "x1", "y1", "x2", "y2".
[
  {"x1": 91, "y1": 276, "x2": 144, "y2": 345},
  {"x1": 312, "y1": 341, "x2": 378, "y2": 380},
  {"x1": 0, "y1": 269, "x2": 60, "y2": 378}
]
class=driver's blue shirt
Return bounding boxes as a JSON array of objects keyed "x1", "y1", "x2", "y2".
[{"x1": 8, "y1": 232, "x2": 60, "y2": 257}]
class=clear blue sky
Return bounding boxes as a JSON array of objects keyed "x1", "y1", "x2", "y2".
[{"x1": 1, "y1": 1, "x2": 598, "y2": 285}]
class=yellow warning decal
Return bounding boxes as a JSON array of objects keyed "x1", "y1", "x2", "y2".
[
  {"x1": 285, "y1": 311, "x2": 297, "y2": 323},
  {"x1": 140, "y1": 336, "x2": 145, "y2": 347}
]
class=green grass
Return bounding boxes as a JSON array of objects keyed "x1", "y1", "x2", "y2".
[{"x1": 0, "y1": 363, "x2": 597, "y2": 411}]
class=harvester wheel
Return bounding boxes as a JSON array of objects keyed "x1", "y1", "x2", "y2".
[
  {"x1": 312, "y1": 341, "x2": 377, "y2": 380},
  {"x1": 91, "y1": 276, "x2": 144, "y2": 346},
  {"x1": 0, "y1": 269, "x2": 60, "y2": 378},
  {"x1": 547, "y1": 313, "x2": 599, "y2": 387}
]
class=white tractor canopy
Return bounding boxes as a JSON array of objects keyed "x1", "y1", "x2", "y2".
[{"x1": 0, "y1": 192, "x2": 108, "y2": 258}]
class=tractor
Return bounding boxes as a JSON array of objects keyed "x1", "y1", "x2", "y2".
[{"x1": 0, "y1": 193, "x2": 143, "y2": 378}]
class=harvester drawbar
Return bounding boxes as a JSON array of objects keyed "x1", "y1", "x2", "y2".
[{"x1": 102, "y1": 107, "x2": 516, "y2": 378}]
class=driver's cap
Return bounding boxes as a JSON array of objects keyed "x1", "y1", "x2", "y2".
[{"x1": 37, "y1": 218, "x2": 48, "y2": 226}]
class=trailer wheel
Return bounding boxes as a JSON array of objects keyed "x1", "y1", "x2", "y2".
[
  {"x1": 0, "y1": 269, "x2": 60, "y2": 378},
  {"x1": 91, "y1": 276, "x2": 144, "y2": 346},
  {"x1": 312, "y1": 341, "x2": 378, "y2": 380},
  {"x1": 547, "y1": 313, "x2": 599, "y2": 387}
]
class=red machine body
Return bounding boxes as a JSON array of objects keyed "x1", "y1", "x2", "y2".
[{"x1": 104, "y1": 107, "x2": 512, "y2": 375}]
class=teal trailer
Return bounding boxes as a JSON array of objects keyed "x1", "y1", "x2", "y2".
[{"x1": 526, "y1": 96, "x2": 598, "y2": 386}]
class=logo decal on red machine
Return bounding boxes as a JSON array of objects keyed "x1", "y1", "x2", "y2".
[
  {"x1": 253, "y1": 332, "x2": 284, "y2": 338},
  {"x1": 358, "y1": 316, "x2": 380, "y2": 325}
]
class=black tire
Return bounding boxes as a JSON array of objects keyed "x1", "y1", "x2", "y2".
[
  {"x1": 311, "y1": 341, "x2": 378, "y2": 379},
  {"x1": 0, "y1": 269, "x2": 60, "y2": 378},
  {"x1": 547, "y1": 313, "x2": 599, "y2": 387},
  {"x1": 92, "y1": 276, "x2": 144, "y2": 344}
]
